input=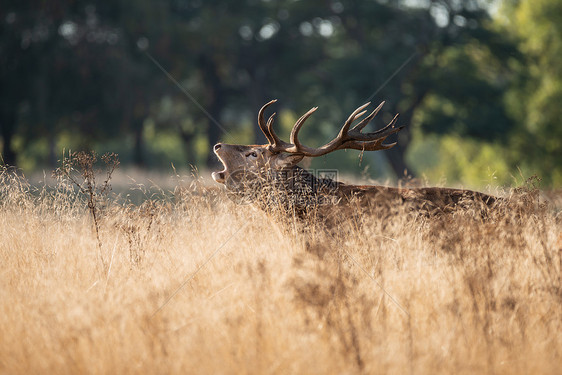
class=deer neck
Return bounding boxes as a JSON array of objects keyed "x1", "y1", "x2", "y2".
[{"x1": 270, "y1": 165, "x2": 341, "y2": 195}]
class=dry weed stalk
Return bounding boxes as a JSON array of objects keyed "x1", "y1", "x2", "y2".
[
  {"x1": 53, "y1": 151, "x2": 119, "y2": 271},
  {"x1": 116, "y1": 200, "x2": 162, "y2": 266}
]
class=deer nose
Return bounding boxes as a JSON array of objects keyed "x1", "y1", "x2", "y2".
[{"x1": 214, "y1": 143, "x2": 222, "y2": 152}]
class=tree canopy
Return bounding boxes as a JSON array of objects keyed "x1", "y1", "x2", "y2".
[
  {"x1": 500, "y1": 0, "x2": 562, "y2": 184},
  {"x1": 1, "y1": 0, "x2": 560, "y2": 186}
]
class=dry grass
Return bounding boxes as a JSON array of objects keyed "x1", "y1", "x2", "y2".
[{"x1": 0, "y1": 165, "x2": 561, "y2": 375}]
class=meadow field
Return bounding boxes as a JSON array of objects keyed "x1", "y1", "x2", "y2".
[{"x1": 0, "y1": 164, "x2": 561, "y2": 374}]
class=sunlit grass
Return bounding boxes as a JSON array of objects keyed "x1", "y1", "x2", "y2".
[{"x1": 0, "y1": 166, "x2": 560, "y2": 374}]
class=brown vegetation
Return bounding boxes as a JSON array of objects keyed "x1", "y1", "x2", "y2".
[{"x1": 0, "y1": 164, "x2": 560, "y2": 374}]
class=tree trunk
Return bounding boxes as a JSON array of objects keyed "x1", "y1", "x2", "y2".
[
  {"x1": 385, "y1": 143, "x2": 410, "y2": 178},
  {"x1": 179, "y1": 129, "x2": 197, "y2": 167},
  {"x1": 48, "y1": 129, "x2": 57, "y2": 168},
  {"x1": 199, "y1": 55, "x2": 226, "y2": 168},
  {"x1": 0, "y1": 110, "x2": 17, "y2": 166},
  {"x1": 205, "y1": 103, "x2": 222, "y2": 168},
  {"x1": 249, "y1": 66, "x2": 269, "y2": 144},
  {"x1": 132, "y1": 117, "x2": 145, "y2": 167},
  {"x1": 384, "y1": 103, "x2": 413, "y2": 179},
  {"x1": 36, "y1": 56, "x2": 58, "y2": 168},
  {"x1": 384, "y1": 90, "x2": 428, "y2": 179}
]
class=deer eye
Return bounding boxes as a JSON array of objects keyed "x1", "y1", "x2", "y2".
[{"x1": 246, "y1": 151, "x2": 258, "y2": 158}]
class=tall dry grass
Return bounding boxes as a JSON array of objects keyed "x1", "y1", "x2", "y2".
[{"x1": 0, "y1": 164, "x2": 560, "y2": 374}]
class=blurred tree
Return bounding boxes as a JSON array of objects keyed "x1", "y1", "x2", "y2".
[
  {"x1": 1, "y1": 1, "x2": 129, "y2": 166},
  {"x1": 165, "y1": 0, "x2": 517, "y2": 176},
  {"x1": 301, "y1": 0, "x2": 517, "y2": 177},
  {"x1": 1, "y1": 0, "x2": 536, "y2": 184},
  {"x1": 167, "y1": 1, "x2": 328, "y2": 166},
  {"x1": 500, "y1": 0, "x2": 562, "y2": 185}
]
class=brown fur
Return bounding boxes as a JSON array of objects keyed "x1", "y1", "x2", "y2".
[{"x1": 211, "y1": 143, "x2": 497, "y2": 217}]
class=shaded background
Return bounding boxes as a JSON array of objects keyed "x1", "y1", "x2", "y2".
[{"x1": 1, "y1": 0, "x2": 561, "y2": 187}]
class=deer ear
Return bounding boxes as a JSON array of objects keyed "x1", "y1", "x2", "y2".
[{"x1": 274, "y1": 153, "x2": 304, "y2": 168}]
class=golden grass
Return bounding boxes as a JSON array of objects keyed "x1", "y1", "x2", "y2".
[{"x1": 0, "y1": 167, "x2": 560, "y2": 375}]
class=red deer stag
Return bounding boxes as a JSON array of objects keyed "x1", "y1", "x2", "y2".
[{"x1": 212, "y1": 100, "x2": 496, "y2": 216}]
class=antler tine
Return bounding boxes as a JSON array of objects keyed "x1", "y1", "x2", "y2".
[
  {"x1": 370, "y1": 113, "x2": 400, "y2": 135},
  {"x1": 258, "y1": 99, "x2": 278, "y2": 145},
  {"x1": 360, "y1": 142, "x2": 397, "y2": 151},
  {"x1": 339, "y1": 102, "x2": 371, "y2": 136},
  {"x1": 350, "y1": 114, "x2": 401, "y2": 141},
  {"x1": 351, "y1": 101, "x2": 385, "y2": 133},
  {"x1": 266, "y1": 112, "x2": 277, "y2": 143},
  {"x1": 362, "y1": 136, "x2": 398, "y2": 150},
  {"x1": 289, "y1": 106, "x2": 318, "y2": 150},
  {"x1": 266, "y1": 112, "x2": 292, "y2": 150},
  {"x1": 340, "y1": 134, "x2": 399, "y2": 152}
]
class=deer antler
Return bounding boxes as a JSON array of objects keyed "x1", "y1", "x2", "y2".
[
  {"x1": 257, "y1": 100, "x2": 403, "y2": 156},
  {"x1": 258, "y1": 99, "x2": 293, "y2": 151}
]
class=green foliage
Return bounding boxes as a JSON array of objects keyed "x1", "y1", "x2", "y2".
[
  {"x1": 407, "y1": 134, "x2": 512, "y2": 188},
  {"x1": 1, "y1": 0, "x2": 559, "y2": 186},
  {"x1": 499, "y1": 0, "x2": 562, "y2": 185},
  {"x1": 414, "y1": 43, "x2": 514, "y2": 140}
]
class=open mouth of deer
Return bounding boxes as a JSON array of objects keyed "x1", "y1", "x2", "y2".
[
  {"x1": 211, "y1": 143, "x2": 229, "y2": 183},
  {"x1": 211, "y1": 169, "x2": 226, "y2": 184}
]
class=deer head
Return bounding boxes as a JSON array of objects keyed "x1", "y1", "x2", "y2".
[{"x1": 212, "y1": 99, "x2": 402, "y2": 188}]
